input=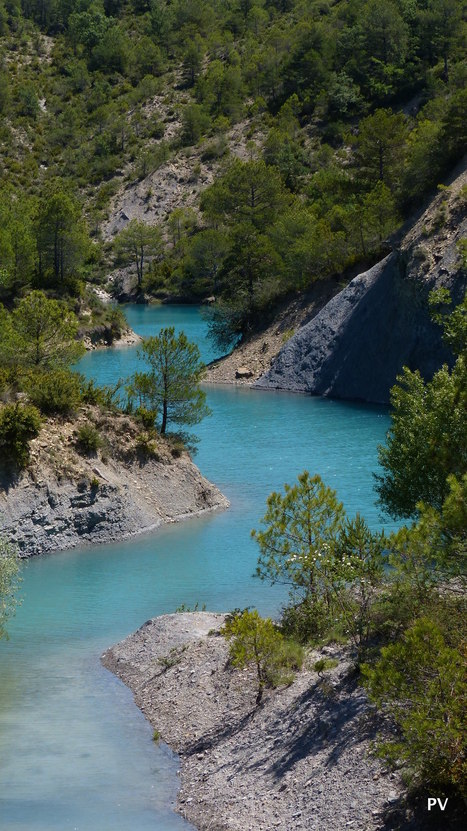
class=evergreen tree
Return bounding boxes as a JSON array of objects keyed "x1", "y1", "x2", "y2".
[
  {"x1": 375, "y1": 291, "x2": 466, "y2": 518},
  {"x1": 114, "y1": 220, "x2": 162, "y2": 289},
  {"x1": 128, "y1": 328, "x2": 210, "y2": 434}
]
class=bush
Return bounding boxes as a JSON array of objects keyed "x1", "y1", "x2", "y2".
[
  {"x1": 106, "y1": 307, "x2": 126, "y2": 342},
  {"x1": 135, "y1": 431, "x2": 159, "y2": 458},
  {"x1": 75, "y1": 423, "x2": 102, "y2": 455},
  {"x1": 136, "y1": 407, "x2": 156, "y2": 430},
  {"x1": 362, "y1": 618, "x2": 466, "y2": 791},
  {"x1": 26, "y1": 369, "x2": 82, "y2": 415},
  {"x1": 0, "y1": 403, "x2": 41, "y2": 468},
  {"x1": 222, "y1": 609, "x2": 300, "y2": 705},
  {"x1": 281, "y1": 597, "x2": 333, "y2": 644}
]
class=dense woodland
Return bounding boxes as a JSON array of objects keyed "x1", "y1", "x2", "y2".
[
  {"x1": 0, "y1": 0, "x2": 466, "y2": 824},
  {"x1": 0, "y1": 0, "x2": 466, "y2": 337}
]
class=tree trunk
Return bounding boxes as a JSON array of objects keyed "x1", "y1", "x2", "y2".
[{"x1": 161, "y1": 399, "x2": 168, "y2": 434}]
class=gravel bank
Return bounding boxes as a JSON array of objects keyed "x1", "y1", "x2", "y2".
[{"x1": 102, "y1": 612, "x2": 406, "y2": 831}]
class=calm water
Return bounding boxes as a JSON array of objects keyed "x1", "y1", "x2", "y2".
[{"x1": 0, "y1": 305, "x2": 394, "y2": 830}]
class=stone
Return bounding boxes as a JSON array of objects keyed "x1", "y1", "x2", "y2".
[{"x1": 235, "y1": 366, "x2": 253, "y2": 379}]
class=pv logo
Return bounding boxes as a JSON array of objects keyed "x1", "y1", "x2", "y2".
[{"x1": 427, "y1": 798, "x2": 448, "y2": 811}]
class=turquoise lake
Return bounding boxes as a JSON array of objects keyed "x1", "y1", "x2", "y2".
[{"x1": 0, "y1": 305, "x2": 396, "y2": 830}]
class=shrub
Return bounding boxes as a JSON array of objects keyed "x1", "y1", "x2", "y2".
[
  {"x1": 0, "y1": 403, "x2": 41, "y2": 468},
  {"x1": 136, "y1": 407, "x2": 156, "y2": 430},
  {"x1": 80, "y1": 378, "x2": 122, "y2": 410},
  {"x1": 266, "y1": 637, "x2": 304, "y2": 686},
  {"x1": 135, "y1": 431, "x2": 159, "y2": 458},
  {"x1": 222, "y1": 609, "x2": 299, "y2": 705},
  {"x1": 313, "y1": 657, "x2": 338, "y2": 676},
  {"x1": 281, "y1": 597, "x2": 332, "y2": 643},
  {"x1": 362, "y1": 618, "x2": 466, "y2": 791},
  {"x1": 75, "y1": 423, "x2": 102, "y2": 455},
  {"x1": 26, "y1": 369, "x2": 82, "y2": 415},
  {"x1": 106, "y1": 307, "x2": 126, "y2": 342}
]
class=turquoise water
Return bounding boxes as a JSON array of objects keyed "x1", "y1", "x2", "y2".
[{"x1": 0, "y1": 306, "x2": 394, "y2": 830}]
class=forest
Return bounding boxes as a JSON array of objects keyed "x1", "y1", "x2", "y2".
[{"x1": 0, "y1": 0, "x2": 466, "y2": 340}]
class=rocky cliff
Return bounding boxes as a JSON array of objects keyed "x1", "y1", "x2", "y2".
[
  {"x1": 0, "y1": 408, "x2": 228, "y2": 557},
  {"x1": 255, "y1": 164, "x2": 467, "y2": 404}
]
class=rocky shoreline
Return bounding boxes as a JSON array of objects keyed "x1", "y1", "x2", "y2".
[
  {"x1": 82, "y1": 326, "x2": 142, "y2": 351},
  {"x1": 102, "y1": 612, "x2": 406, "y2": 831},
  {"x1": 0, "y1": 408, "x2": 228, "y2": 557}
]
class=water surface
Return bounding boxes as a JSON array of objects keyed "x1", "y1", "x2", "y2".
[{"x1": 1, "y1": 305, "x2": 394, "y2": 830}]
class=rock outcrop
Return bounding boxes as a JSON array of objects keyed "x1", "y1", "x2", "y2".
[
  {"x1": 0, "y1": 408, "x2": 228, "y2": 557},
  {"x1": 255, "y1": 165, "x2": 467, "y2": 404}
]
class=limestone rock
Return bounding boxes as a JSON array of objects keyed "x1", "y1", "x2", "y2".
[{"x1": 235, "y1": 366, "x2": 253, "y2": 379}]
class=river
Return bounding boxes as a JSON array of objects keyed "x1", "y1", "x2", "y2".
[{"x1": 0, "y1": 305, "x2": 396, "y2": 830}]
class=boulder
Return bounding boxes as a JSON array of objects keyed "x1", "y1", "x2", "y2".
[{"x1": 235, "y1": 366, "x2": 253, "y2": 379}]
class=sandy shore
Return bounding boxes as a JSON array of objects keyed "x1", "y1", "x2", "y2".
[{"x1": 102, "y1": 612, "x2": 408, "y2": 831}]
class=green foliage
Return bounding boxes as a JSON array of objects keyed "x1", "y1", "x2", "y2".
[
  {"x1": 25, "y1": 369, "x2": 82, "y2": 416},
  {"x1": 80, "y1": 378, "x2": 122, "y2": 410},
  {"x1": 376, "y1": 292, "x2": 467, "y2": 518},
  {"x1": 331, "y1": 515, "x2": 387, "y2": 655},
  {"x1": 362, "y1": 618, "x2": 466, "y2": 791},
  {"x1": 254, "y1": 472, "x2": 387, "y2": 646},
  {"x1": 6, "y1": 292, "x2": 84, "y2": 371},
  {"x1": 201, "y1": 159, "x2": 289, "y2": 231},
  {"x1": 127, "y1": 327, "x2": 210, "y2": 435},
  {"x1": 253, "y1": 471, "x2": 345, "y2": 602},
  {"x1": 135, "y1": 430, "x2": 159, "y2": 458},
  {"x1": 313, "y1": 657, "x2": 338, "y2": 676},
  {"x1": 175, "y1": 601, "x2": 207, "y2": 613},
  {"x1": 75, "y1": 423, "x2": 102, "y2": 455},
  {"x1": 114, "y1": 220, "x2": 162, "y2": 289},
  {"x1": 222, "y1": 609, "x2": 298, "y2": 704},
  {"x1": 0, "y1": 403, "x2": 42, "y2": 469},
  {"x1": 181, "y1": 103, "x2": 211, "y2": 145},
  {"x1": 355, "y1": 109, "x2": 408, "y2": 192},
  {"x1": 1, "y1": 0, "x2": 465, "y2": 335},
  {"x1": 35, "y1": 186, "x2": 90, "y2": 290},
  {"x1": 0, "y1": 537, "x2": 21, "y2": 640}
]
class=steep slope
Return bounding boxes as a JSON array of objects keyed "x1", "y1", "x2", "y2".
[
  {"x1": 255, "y1": 163, "x2": 467, "y2": 404},
  {"x1": 0, "y1": 407, "x2": 228, "y2": 557}
]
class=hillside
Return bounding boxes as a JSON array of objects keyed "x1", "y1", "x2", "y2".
[
  {"x1": 203, "y1": 159, "x2": 467, "y2": 401},
  {"x1": 254, "y1": 159, "x2": 467, "y2": 401},
  {"x1": 103, "y1": 612, "x2": 408, "y2": 831},
  {"x1": 0, "y1": 406, "x2": 228, "y2": 556},
  {"x1": 0, "y1": 0, "x2": 466, "y2": 323}
]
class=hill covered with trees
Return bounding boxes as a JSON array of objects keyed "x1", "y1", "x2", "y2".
[{"x1": 0, "y1": 0, "x2": 465, "y2": 343}]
